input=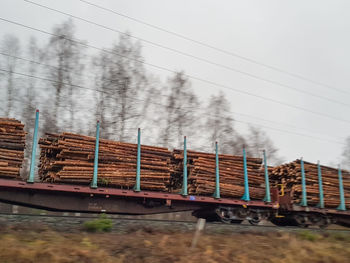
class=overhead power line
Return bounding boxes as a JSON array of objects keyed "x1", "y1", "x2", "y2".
[
  {"x1": 2, "y1": 51, "x2": 346, "y2": 142},
  {"x1": 22, "y1": 0, "x2": 350, "y2": 107},
  {"x1": 232, "y1": 119, "x2": 345, "y2": 146},
  {"x1": 1, "y1": 51, "x2": 346, "y2": 142},
  {"x1": 0, "y1": 68, "x2": 346, "y2": 146},
  {"x1": 77, "y1": 0, "x2": 349, "y2": 95},
  {"x1": 1, "y1": 17, "x2": 350, "y2": 126}
]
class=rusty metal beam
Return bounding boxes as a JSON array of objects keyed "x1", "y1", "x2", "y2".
[{"x1": 0, "y1": 178, "x2": 278, "y2": 214}]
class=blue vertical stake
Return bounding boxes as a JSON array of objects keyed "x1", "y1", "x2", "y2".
[
  {"x1": 300, "y1": 158, "x2": 307, "y2": 207},
  {"x1": 241, "y1": 147, "x2": 250, "y2": 201},
  {"x1": 337, "y1": 166, "x2": 346, "y2": 211},
  {"x1": 134, "y1": 128, "x2": 141, "y2": 192},
  {"x1": 91, "y1": 121, "x2": 100, "y2": 189},
  {"x1": 317, "y1": 161, "x2": 324, "y2": 209},
  {"x1": 181, "y1": 136, "x2": 188, "y2": 196},
  {"x1": 27, "y1": 109, "x2": 39, "y2": 183},
  {"x1": 213, "y1": 142, "x2": 220, "y2": 199},
  {"x1": 263, "y1": 150, "x2": 271, "y2": 202}
]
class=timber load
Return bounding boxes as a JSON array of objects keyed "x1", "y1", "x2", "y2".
[
  {"x1": 38, "y1": 132, "x2": 172, "y2": 191},
  {"x1": 0, "y1": 118, "x2": 26, "y2": 179},
  {"x1": 171, "y1": 149, "x2": 266, "y2": 199},
  {"x1": 271, "y1": 160, "x2": 350, "y2": 208}
]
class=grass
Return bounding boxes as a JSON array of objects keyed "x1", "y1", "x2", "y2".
[
  {"x1": 297, "y1": 230, "x2": 320, "y2": 242},
  {"x1": 82, "y1": 214, "x2": 113, "y2": 232},
  {"x1": 0, "y1": 226, "x2": 349, "y2": 263}
]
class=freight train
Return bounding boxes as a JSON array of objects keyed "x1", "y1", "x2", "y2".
[{"x1": 0, "y1": 111, "x2": 349, "y2": 228}]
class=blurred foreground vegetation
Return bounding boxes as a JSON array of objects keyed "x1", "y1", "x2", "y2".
[
  {"x1": 82, "y1": 214, "x2": 113, "y2": 232},
  {"x1": 0, "y1": 225, "x2": 350, "y2": 263}
]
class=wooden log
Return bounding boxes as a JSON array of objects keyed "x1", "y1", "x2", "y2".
[
  {"x1": 271, "y1": 159, "x2": 350, "y2": 209},
  {"x1": 0, "y1": 118, "x2": 26, "y2": 179},
  {"x1": 38, "y1": 132, "x2": 173, "y2": 191},
  {"x1": 170, "y1": 148, "x2": 266, "y2": 199}
]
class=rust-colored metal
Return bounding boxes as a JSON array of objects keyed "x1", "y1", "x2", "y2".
[
  {"x1": 271, "y1": 160, "x2": 350, "y2": 209},
  {"x1": 0, "y1": 178, "x2": 278, "y2": 214}
]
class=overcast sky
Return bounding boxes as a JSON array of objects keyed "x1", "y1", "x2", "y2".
[{"x1": 1, "y1": 0, "x2": 350, "y2": 166}]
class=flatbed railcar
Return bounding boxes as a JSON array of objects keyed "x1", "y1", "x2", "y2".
[
  {"x1": 1, "y1": 111, "x2": 350, "y2": 228},
  {"x1": 0, "y1": 177, "x2": 350, "y2": 228},
  {"x1": 271, "y1": 189, "x2": 350, "y2": 228},
  {"x1": 0, "y1": 177, "x2": 279, "y2": 225}
]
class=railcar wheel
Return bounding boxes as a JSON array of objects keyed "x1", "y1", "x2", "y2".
[
  {"x1": 294, "y1": 214, "x2": 309, "y2": 228},
  {"x1": 248, "y1": 218, "x2": 260, "y2": 225},
  {"x1": 219, "y1": 217, "x2": 243, "y2": 224},
  {"x1": 317, "y1": 216, "x2": 330, "y2": 229},
  {"x1": 231, "y1": 219, "x2": 243, "y2": 224},
  {"x1": 248, "y1": 213, "x2": 261, "y2": 225},
  {"x1": 220, "y1": 217, "x2": 232, "y2": 224},
  {"x1": 319, "y1": 223, "x2": 328, "y2": 229},
  {"x1": 270, "y1": 217, "x2": 289, "y2": 226}
]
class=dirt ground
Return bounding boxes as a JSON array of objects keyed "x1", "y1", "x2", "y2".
[{"x1": 0, "y1": 225, "x2": 350, "y2": 263}]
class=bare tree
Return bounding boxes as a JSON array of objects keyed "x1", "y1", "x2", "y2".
[
  {"x1": 245, "y1": 125, "x2": 282, "y2": 165},
  {"x1": 92, "y1": 34, "x2": 148, "y2": 141},
  {"x1": 22, "y1": 37, "x2": 40, "y2": 122},
  {"x1": 341, "y1": 136, "x2": 350, "y2": 170},
  {"x1": 203, "y1": 91, "x2": 246, "y2": 154},
  {"x1": 160, "y1": 71, "x2": 199, "y2": 148},
  {"x1": 91, "y1": 51, "x2": 112, "y2": 138},
  {"x1": 0, "y1": 34, "x2": 21, "y2": 116},
  {"x1": 44, "y1": 19, "x2": 85, "y2": 132},
  {"x1": 21, "y1": 36, "x2": 42, "y2": 174}
]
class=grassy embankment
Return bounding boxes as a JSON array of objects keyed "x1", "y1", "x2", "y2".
[{"x1": 0, "y1": 225, "x2": 349, "y2": 263}]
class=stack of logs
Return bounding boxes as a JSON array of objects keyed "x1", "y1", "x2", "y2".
[
  {"x1": 271, "y1": 160, "x2": 350, "y2": 208},
  {"x1": 38, "y1": 132, "x2": 172, "y2": 191},
  {"x1": 0, "y1": 118, "x2": 26, "y2": 179},
  {"x1": 171, "y1": 149, "x2": 266, "y2": 199}
]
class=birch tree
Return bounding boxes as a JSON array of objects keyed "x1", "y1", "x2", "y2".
[
  {"x1": 92, "y1": 34, "x2": 149, "y2": 141},
  {"x1": 245, "y1": 125, "x2": 282, "y2": 165},
  {"x1": 22, "y1": 37, "x2": 40, "y2": 124},
  {"x1": 44, "y1": 19, "x2": 85, "y2": 132},
  {"x1": 21, "y1": 37, "x2": 42, "y2": 173},
  {"x1": 160, "y1": 71, "x2": 199, "y2": 148},
  {"x1": 204, "y1": 91, "x2": 246, "y2": 154},
  {"x1": 341, "y1": 136, "x2": 350, "y2": 170},
  {"x1": 0, "y1": 34, "x2": 21, "y2": 116}
]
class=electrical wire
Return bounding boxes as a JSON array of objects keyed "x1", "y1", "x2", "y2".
[
  {"x1": 21, "y1": 0, "x2": 350, "y2": 107},
  {"x1": 0, "y1": 68, "x2": 346, "y2": 146},
  {"x1": 77, "y1": 0, "x2": 349, "y2": 95},
  {"x1": 1, "y1": 51, "x2": 346, "y2": 142},
  {"x1": 1, "y1": 17, "x2": 350, "y2": 126}
]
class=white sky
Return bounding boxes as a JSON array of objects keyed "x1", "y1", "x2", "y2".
[{"x1": 1, "y1": 0, "x2": 350, "y2": 166}]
